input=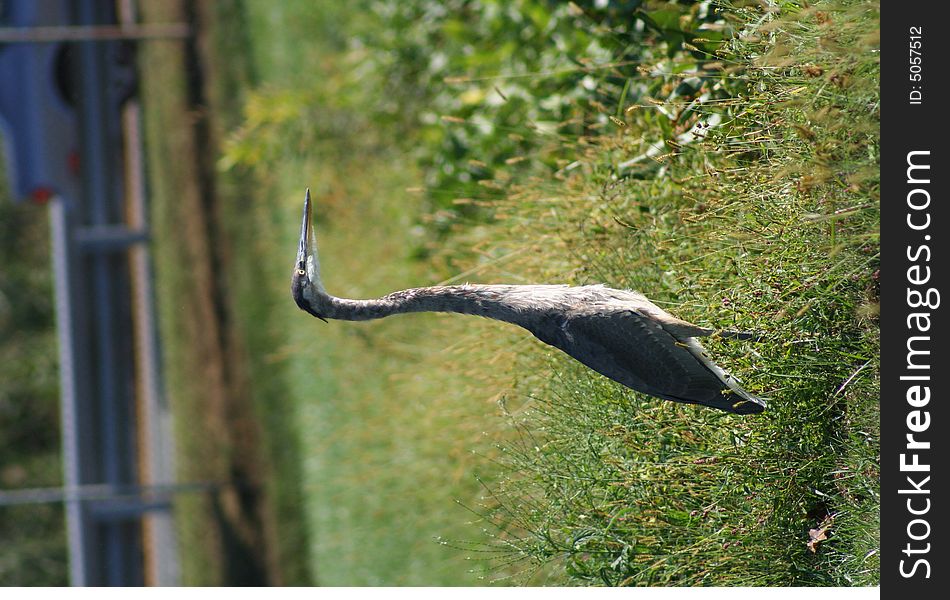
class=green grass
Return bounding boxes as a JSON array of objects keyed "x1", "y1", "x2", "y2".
[{"x1": 145, "y1": 0, "x2": 879, "y2": 586}]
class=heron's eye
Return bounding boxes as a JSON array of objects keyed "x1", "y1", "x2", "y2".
[{"x1": 296, "y1": 269, "x2": 306, "y2": 276}]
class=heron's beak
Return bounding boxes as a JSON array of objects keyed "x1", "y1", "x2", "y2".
[
  {"x1": 292, "y1": 188, "x2": 328, "y2": 322},
  {"x1": 297, "y1": 188, "x2": 313, "y2": 269}
]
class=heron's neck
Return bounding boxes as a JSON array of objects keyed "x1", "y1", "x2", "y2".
[{"x1": 307, "y1": 284, "x2": 560, "y2": 324}]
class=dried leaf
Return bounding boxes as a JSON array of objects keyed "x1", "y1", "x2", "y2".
[
  {"x1": 806, "y1": 515, "x2": 834, "y2": 553},
  {"x1": 807, "y1": 528, "x2": 827, "y2": 553}
]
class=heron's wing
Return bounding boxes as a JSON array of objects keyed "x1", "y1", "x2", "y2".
[{"x1": 528, "y1": 309, "x2": 764, "y2": 414}]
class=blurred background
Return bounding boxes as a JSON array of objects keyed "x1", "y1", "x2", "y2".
[{"x1": 1, "y1": 0, "x2": 880, "y2": 588}]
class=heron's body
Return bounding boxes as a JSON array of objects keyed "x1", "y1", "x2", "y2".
[{"x1": 292, "y1": 191, "x2": 765, "y2": 414}]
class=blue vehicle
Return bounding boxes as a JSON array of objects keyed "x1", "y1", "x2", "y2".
[
  {"x1": 1, "y1": 0, "x2": 178, "y2": 586},
  {"x1": 0, "y1": 0, "x2": 134, "y2": 206}
]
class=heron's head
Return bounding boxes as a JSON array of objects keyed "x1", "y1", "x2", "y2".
[{"x1": 292, "y1": 188, "x2": 329, "y2": 322}]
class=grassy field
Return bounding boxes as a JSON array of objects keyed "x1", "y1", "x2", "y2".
[{"x1": 143, "y1": 0, "x2": 879, "y2": 586}]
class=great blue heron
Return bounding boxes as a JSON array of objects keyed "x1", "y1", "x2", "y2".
[{"x1": 292, "y1": 190, "x2": 766, "y2": 414}]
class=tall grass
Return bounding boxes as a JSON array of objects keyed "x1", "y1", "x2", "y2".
[{"x1": 441, "y1": 0, "x2": 880, "y2": 585}]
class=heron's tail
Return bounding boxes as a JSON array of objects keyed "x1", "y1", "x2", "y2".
[{"x1": 682, "y1": 337, "x2": 768, "y2": 414}]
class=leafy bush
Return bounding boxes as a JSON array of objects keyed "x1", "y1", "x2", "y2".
[
  {"x1": 224, "y1": 0, "x2": 744, "y2": 233},
  {"x1": 0, "y1": 189, "x2": 68, "y2": 585}
]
